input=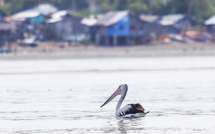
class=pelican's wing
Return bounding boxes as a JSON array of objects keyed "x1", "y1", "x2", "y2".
[{"x1": 116, "y1": 104, "x2": 144, "y2": 117}]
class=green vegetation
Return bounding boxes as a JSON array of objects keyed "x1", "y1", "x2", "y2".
[{"x1": 1, "y1": 0, "x2": 215, "y2": 25}]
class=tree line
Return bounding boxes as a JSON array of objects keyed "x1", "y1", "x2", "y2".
[{"x1": 0, "y1": 0, "x2": 215, "y2": 25}]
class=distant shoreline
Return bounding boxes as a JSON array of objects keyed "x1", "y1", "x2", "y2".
[{"x1": 1, "y1": 41, "x2": 215, "y2": 60}]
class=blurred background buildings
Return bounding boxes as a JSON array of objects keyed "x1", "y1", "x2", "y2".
[{"x1": 0, "y1": 0, "x2": 215, "y2": 52}]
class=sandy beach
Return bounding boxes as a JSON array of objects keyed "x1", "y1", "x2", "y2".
[{"x1": 1, "y1": 41, "x2": 215, "y2": 60}]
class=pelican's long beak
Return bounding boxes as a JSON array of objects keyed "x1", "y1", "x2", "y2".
[{"x1": 100, "y1": 87, "x2": 122, "y2": 108}]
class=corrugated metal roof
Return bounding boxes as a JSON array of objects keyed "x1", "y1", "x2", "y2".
[
  {"x1": 47, "y1": 10, "x2": 67, "y2": 23},
  {"x1": 139, "y1": 14, "x2": 159, "y2": 23},
  {"x1": 51, "y1": 10, "x2": 68, "y2": 19},
  {"x1": 12, "y1": 4, "x2": 57, "y2": 21},
  {"x1": 205, "y1": 15, "x2": 215, "y2": 25},
  {"x1": 96, "y1": 11, "x2": 128, "y2": 26},
  {"x1": 81, "y1": 16, "x2": 98, "y2": 26},
  {"x1": 13, "y1": 12, "x2": 40, "y2": 21},
  {"x1": 25, "y1": 4, "x2": 57, "y2": 15},
  {"x1": 159, "y1": 14, "x2": 185, "y2": 25}
]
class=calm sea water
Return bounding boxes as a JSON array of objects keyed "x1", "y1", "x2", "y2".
[{"x1": 0, "y1": 56, "x2": 215, "y2": 133}]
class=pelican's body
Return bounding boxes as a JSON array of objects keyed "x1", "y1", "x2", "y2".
[{"x1": 101, "y1": 84, "x2": 149, "y2": 118}]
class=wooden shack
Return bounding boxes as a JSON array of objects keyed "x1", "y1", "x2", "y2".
[
  {"x1": 0, "y1": 20, "x2": 16, "y2": 52},
  {"x1": 159, "y1": 14, "x2": 191, "y2": 31},
  {"x1": 0, "y1": 10, "x2": 6, "y2": 21},
  {"x1": 47, "y1": 11, "x2": 89, "y2": 42}
]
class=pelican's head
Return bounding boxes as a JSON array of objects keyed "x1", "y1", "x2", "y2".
[{"x1": 100, "y1": 84, "x2": 128, "y2": 108}]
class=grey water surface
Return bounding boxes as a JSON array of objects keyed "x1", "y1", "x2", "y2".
[{"x1": 0, "y1": 56, "x2": 215, "y2": 133}]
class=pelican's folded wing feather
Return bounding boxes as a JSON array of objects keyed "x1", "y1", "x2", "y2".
[{"x1": 116, "y1": 104, "x2": 144, "y2": 117}]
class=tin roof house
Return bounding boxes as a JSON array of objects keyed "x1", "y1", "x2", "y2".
[
  {"x1": 47, "y1": 10, "x2": 89, "y2": 42},
  {"x1": 159, "y1": 14, "x2": 191, "y2": 31},
  {"x1": 12, "y1": 4, "x2": 57, "y2": 24},
  {"x1": 92, "y1": 11, "x2": 145, "y2": 46},
  {"x1": 11, "y1": 4, "x2": 58, "y2": 42},
  {"x1": 95, "y1": 11, "x2": 129, "y2": 46},
  {"x1": 144, "y1": 14, "x2": 190, "y2": 38},
  {"x1": 81, "y1": 15, "x2": 101, "y2": 42},
  {"x1": 137, "y1": 14, "x2": 191, "y2": 43}
]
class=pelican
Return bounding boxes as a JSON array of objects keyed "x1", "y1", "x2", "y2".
[{"x1": 101, "y1": 84, "x2": 149, "y2": 118}]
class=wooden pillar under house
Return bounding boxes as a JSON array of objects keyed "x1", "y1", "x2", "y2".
[
  {"x1": 113, "y1": 35, "x2": 118, "y2": 46},
  {"x1": 126, "y1": 36, "x2": 129, "y2": 45},
  {"x1": 105, "y1": 35, "x2": 109, "y2": 46},
  {"x1": 95, "y1": 33, "x2": 100, "y2": 46}
]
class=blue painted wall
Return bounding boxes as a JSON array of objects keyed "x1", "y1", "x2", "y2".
[
  {"x1": 30, "y1": 15, "x2": 45, "y2": 24},
  {"x1": 107, "y1": 15, "x2": 130, "y2": 36}
]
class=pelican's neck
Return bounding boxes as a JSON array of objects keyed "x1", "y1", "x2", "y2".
[
  {"x1": 116, "y1": 96, "x2": 124, "y2": 112},
  {"x1": 115, "y1": 89, "x2": 127, "y2": 112}
]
